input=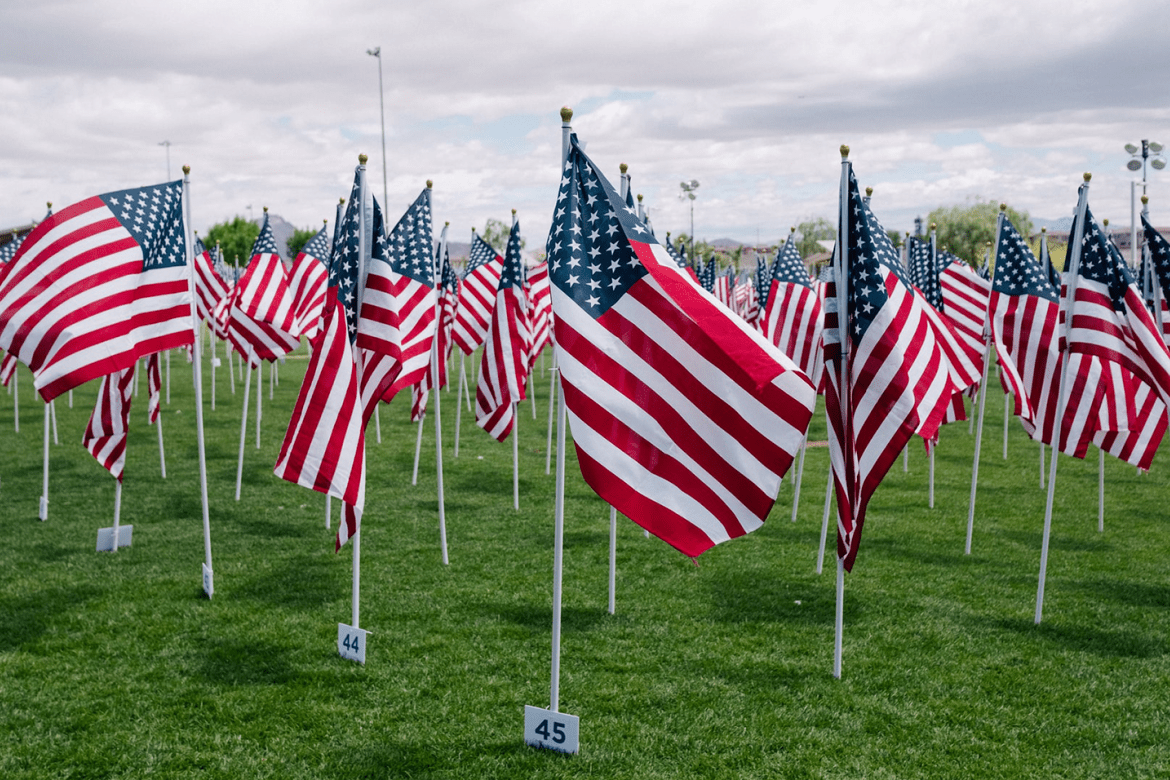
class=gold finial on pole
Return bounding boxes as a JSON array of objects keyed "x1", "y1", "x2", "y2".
[
  {"x1": 791, "y1": 226, "x2": 796, "y2": 233},
  {"x1": 427, "y1": 180, "x2": 433, "y2": 189},
  {"x1": 1103, "y1": 218, "x2": 1109, "y2": 227},
  {"x1": 560, "y1": 106, "x2": 573, "y2": 122},
  {"x1": 263, "y1": 206, "x2": 268, "y2": 213},
  {"x1": 840, "y1": 145, "x2": 850, "y2": 159},
  {"x1": 1142, "y1": 195, "x2": 1149, "y2": 205},
  {"x1": 1083, "y1": 172, "x2": 1092, "y2": 183},
  {"x1": 46, "y1": 201, "x2": 52, "y2": 209},
  {"x1": 865, "y1": 187, "x2": 873, "y2": 197},
  {"x1": 323, "y1": 219, "x2": 328, "y2": 226},
  {"x1": 445, "y1": 221, "x2": 450, "y2": 226},
  {"x1": 637, "y1": 194, "x2": 643, "y2": 203},
  {"x1": 359, "y1": 154, "x2": 368, "y2": 165},
  {"x1": 182, "y1": 166, "x2": 190, "y2": 176},
  {"x1": 619, "y1": 163, "x2": 628, "y2": 174},
  {"x1": 1000, "y1": 203, "x2": 1007, "y2": 212},
  {"x1": 1041, "y1": 227, "x2": 1047, "y2": 234},
  {"x1": 471, "y1": 227, "x2": 476, "y2": 233},
  {"x1": 511, "y1": 208, "x2": 517, "y2": 216},
  {"x1": 930, "y1": 222, "x2": 937, "y2": 230},
  {"x1": 339, "y1": 197, "x2": 345, "y2": 205}
]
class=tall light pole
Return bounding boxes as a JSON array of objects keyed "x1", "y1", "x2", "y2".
[
  {"x1": 1127, "y1": 140, "x2": 1164, "y2": 268},
  {"x1": 158, "y1": 140, "x2": 172, "y2": 180},
  {"x1": 678, "y1": 179, "x2": 699, "y2": 262},
  {"x1": 367, "y1": 46, "x2": 389, "y2": 211}
]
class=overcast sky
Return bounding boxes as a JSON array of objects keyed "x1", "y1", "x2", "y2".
[{"x1": 1, "y1": 0, "x2": 1167, "y2": 248}]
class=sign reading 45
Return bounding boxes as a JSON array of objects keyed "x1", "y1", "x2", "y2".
[{"x1": 524, "y1": 705, "x2": 579, "y2": 754}]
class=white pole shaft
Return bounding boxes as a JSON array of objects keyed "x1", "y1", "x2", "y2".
[
  {"x1": 1002, "y1": 393, "x2": 1009, "y2": 458},
  {"x1": 157, "y1": 413, "x2": 167, "y2": 479},
  {"x1": 1098, "y1": 447, "x2": 1105, "y2": 533},
  {"x1": 210, "y1": 335, "x2": 216, "y2": 411},
  {"x1": 374, "y1": 405, "x2": 382, "y2": 445},
  {"x1": 833, "y1": 557, "x2": 844, "y2": 679},
  {"x1": 966, "y1": 334, "x2": 993, "y2": 554},
  {"x1": 435, "y1": 385, "x2": 449, "y2": 566},
  {"x1": 608, "y1": 505, "x2": 617, "y2": 615},
  {"x1": 352, "y1": 526, "x2": 361, "y2": 629},
  {"x1": 235, "y1": 351, "x2": 253, "y2": 501},
  {"x1": 545, "y1": 355, "x2": 557, "y2": 475},
  {"x1": 512, "y1": 404, "x2": 520, "y2": 510},
  {"x1": 69, "y1": 388, "x2": 73, "y2": 408},
  {"x1": 412, "y1": 413, "x2": 425, "y2": 485},
  {"x1": 790, "y1": 434, "x2": 808, "y2": 523},
  {"x1": 50, "y1": 399, "x2": 58, "y2": 445},
  {"x1": 13, "y1": 370, "x2": 17, "y2": 433},
  {"x1": 1039, "y1": 443, "x2": 1045, "y2": 489},
  {"x1": 40, "y1": 402, "x2": 49, "y2": 520},
  {"x1": 928, "y1": 447, "x2": 935, "y2": 509},
  {"x1": 255, "y1": 359, "x2": 262, "y2": 449},
  {"x1": 166, "y1": 349, "x2": 171, "y2": 404},
  {"x1": 466, "y1": 354, "x2": 475, "y2": 411},
  {"x1": 817, "y1": 461, "x2": 832, "y2": 575},
  {"x1": 269, "y1": 361, "x2": 274, "y2": 399},
  {"x1": 454, "y1": 359, "x2": 464, "y2": 458},
  {"x1": 326, "y1": 493, "x2": 331, "y2": 530},
  {"x1": 111, "y1": 479, "x2": 122, "y2": 553},
  {"x1": 228, "y1": 346, "x2": 236, "y2": 394},
  {"x1": 903, "y1": 443, "x2": 908, "y2": 472},
  {"x1": 529, "y1": 370, "x2": 537, "y2": 419},
  {"x1": 550, "y1": 375, "x2": 567, "y2": 713},
  {"x1": 184, "y1": 175, "x2": 213, "y2": 581}
]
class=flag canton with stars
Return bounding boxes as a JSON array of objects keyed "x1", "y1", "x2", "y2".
[
  {"x1": 1, "y1": 233, "x2": 26, "y2": 263},
  {"x1": 845, "y1": 169, "x2": 909, "y2": 344},
  {"x1": 545, "y1": 135, "x2": 649, "y2": 318},
  {"x1": 907, "y1": 238, "x2": 928, "y2": 289},
  {"x1": 908, "y1": 236, "x2": 942, "y2": 310},
  {"x1": 700, "y1": 259, "x2": 715, "y2": 291},
  {"x1": 439, "y1": 240, "x2": 456, "y2": 288},
  {"x1": 1143, "y1": 215, "x2": 1170, "y2": 302},
  {"x1": 771, "y1": 237, "x2": 811, "y2": 289},
  {"x1": 99, "y1": 180, "x2": 187, "y2": 269},
  {"x1": 994, "y1": 216, "x2": 1056, "y2": 302},
  {"x1": 301, "y1": 224, "x2": 332, "y2": 262},
  {"x1": 328, "y1": 173, "x2": 367, "y2": 342},
  {"x1": 194, "y1": 236, "x2": 207, "y2": 256},
  {"x1": 665, "y1": 238, "x2": 688, "y2": 270},
  {"x1": 1072, "y1": 203, "x2": 1133, "y2": 309},
  {"x1": 756, "y1": 252, "x2": 771, "y2": 301},
  {"x1": 249, "y1": 214, "x2": 281, "y2": 258},
  {"x1": 502, "y1": 220, "x2": 526, "y2": 290},
  {"x1": 383, "y1": 189, "x2": 433, "y2": 285},
  {"x1": 466, "y1": 234, "x2": 500, "y2": 277}
]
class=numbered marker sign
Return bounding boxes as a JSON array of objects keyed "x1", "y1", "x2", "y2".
[
  {"x1": 96, "y1": 525, "x2": 133, "y2": 552},
  {"x1": 202, "y1": 563, "x2": 214, "y2": 599},
  {"x1": 338, "y1": 623, "x2": 367, "y2": 664},
  {"x1": 524, "y1": 705, "x2": 579, "y2": 754}
]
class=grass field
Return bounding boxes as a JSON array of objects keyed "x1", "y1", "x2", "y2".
[{"x1": 1, "y1": 345, "x2": 1169, "y2": 779}]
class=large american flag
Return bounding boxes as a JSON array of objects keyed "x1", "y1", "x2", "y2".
[
  {"x1": 288, "y1": 223, "x2": 331, "y2": 342},
  {"x1": 275, "y1": 169, "x2": 369, "y2": 552},
  {"x1": 451, "y1": 234, "x2": 504, "y2": 355},
  {"x1": 1068, "y1": 202, "x2": 1170, "y2": 465},
  {"x1": 548, "y1": 135, "x2": 815, "y2": 558},
  {"x1": 193, "y1": 237, "x2": 230, "y2": 337},
  {"x1": 84, "y1": 366, "x2": 136, "y2": 481},
  {"x1": 824, "y1": 165, "x2": 969, "y2": 571},
  {"x1": 359, "y1": 188, "x2": 435, "y2": 399},
  {"x1": 0, "y1": 181, "x2": 193, "y2": 401},
  {"x1": 225, "y1": 214, "x2": 300, "y2": 364},
  {"x1": 760, "y1": 233, "x2": 823, "y2": 384},
  {"x1": 475, "y1": 218, "x2": 531, "y2": 441}
]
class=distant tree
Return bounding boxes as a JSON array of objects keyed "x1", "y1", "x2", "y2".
[
  {"x1": 481, "y1": 218, "x2": 525, "y2": 252},
  {"x1": 287, "y1": 227, "x2": 318, "y2": 258},
  {"x1": 205, "y1": 216, "x2": 259, "y2": 268},
  {"x1": 887, "y1": 229, "x2": 903, "y2": 249},
  {"x1": 927, "y1": 200, "x2": 1032, "y2": 267},
  {"x1": 794, "y1": 218, "x2": 836, "y2": 259}
]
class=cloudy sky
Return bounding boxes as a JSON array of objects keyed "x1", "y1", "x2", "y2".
[{"x1": 1, "y1": 0, "x2": 1166, "y2": 248}]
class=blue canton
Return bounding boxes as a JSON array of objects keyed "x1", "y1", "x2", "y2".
[
  {"x1": 844, "y1": 168, "x2": 908, "y2": 344},
  {"x1": 502, "y1": 219, "x2": 526, "y2": 291},
  {"x1": 99, "y1": 180, "x2": 186, "y2": 269},
  {"x1": 301, "y1": 223, "x2": 332, "y2": 263},
  {"x1": 1142, "y1": 215, "x2": 1170, "y2": 305},
  {"x1": 466, "y1": 234, "x2": 500, "y2": 279},
  {"x1": 1070, "y1": 202, "x2": 1133, "y2": 312},
  {"x1": 1, "y1": 232, "x2": 26, "y2": 263},
  {"x1": 381, "y1": 188, "x2": 433, "y2": 285},
  {"x1": 545, "y1": 135, "x2": 649, "y2": 317},
  {"x1": 771, "y1": 235, "x2": 811, "y2": 290},
  {"x1": 249, "y1": 213, "x2": 281, "y2": 258},
  {"x1": 756, "y1": 251, "x2": 772, "y2": 302},
  {"x1": 328, "y1": 172, "x2": 367, "y2": 343},
  {"x1": 993, "y1": 216, "x2": 1057, "y2": 302}
]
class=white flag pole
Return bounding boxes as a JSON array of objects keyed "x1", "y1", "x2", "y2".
[
  {"x1": 928, "y1": 446, "x2": 935, "y2": 508},
  {"x1": 903, "y1": 442, "x2": 908, "y2": 471},
  {"x1": 549, "y1": 106, "x2": 573, "y2": 713},
  {"x1": 110, "y1": 479, "x2": 122, "y2": 553},
  {"x1": 1098, "y1": 447, "x2": 1105, "y2": 533},
  {"x1": 529, "y1": 368, "x2": 537, "y2": 419},
  {"x1": 374, "y1": 404, "x2": 382, "y2": 445},
  {"x1": 817, "y1": 458, "x2": 833, "y2": 574},
  {"x1": 454, "y1": 353, "x2": 465, "y2": 457},
  {"x1": 966, "y1": 207, "x2": 1003, "y2": 554},
  {"x1": 412, "y1": 412, "x2": 425, "y2": 486},
  {"x1": 1036, "y1": 172, "x2": 1092, "y2": 625},
  {"x1": 545, "y1": 352, "x2": 557, "y2": 475},
  {"x1": 1002, "y1": 392, "x2": 1009, "y2": 458},
  {"x1": 464, "y1": 353, "x2": 474, "y2": 411},
  {"x1": 351, "y1": 153, "x2": 375, "y2": 631},
  {"x1": 210, "y1": 327, "x2": 217, "y2": 411},
  {"x1": 1039, "y1": 442, "x2": 1045, "y2": 489},
  {"x1": 269, "y1": 360, "x2": 274, "y2": 400},
  {"x1": 512, "y1": 403, "x2": 520, "y2": 510},
  {"x1": 50, "y1": 399, "x2": 59, "y2": 445},
  {"x1": 183, "y1": 167, "x2": 214, "y2": 596},
  {"x1": 166, "y1": 349, "x2": 171, "y2": 404},
  {"x1": 790, "y1": 432, "x2": 808, "y2": 523},
  {"x1": 39, "y1": 401, "x2": 49, "y2": 521},
  {"x1": 69, "y1": 388, "x2": 72, "y2": 408},
  {"x1": 156, "y1": 412, "x2": 167, "y2": 479},
  {"x1": 12, "y1": 369, "x2": 18, "y2": 433},
  {"x1": 608, "y1": 505, "x2": 617, "y2": 614},
  {"x1": 326, "y1": 493, "x2": 331, "y2": 529},
  {"x1": 255, "y1": 353, "x2": 262, "y2": 449},
  {"x1": 235, "y1": 346, "x2": 254, "y2": 501},
  {"x1": 831, "y1": 146, "x2": 853, "y2": 679},
  {"x1": 433, "y1": 215, "x2": 450, "y2": 566}
]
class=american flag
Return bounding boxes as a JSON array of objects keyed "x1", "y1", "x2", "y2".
[
  {"x1": 193, "y1": 237, "x2": 230, "y2": 337},
  {"x1": 938, "y1": 249, "x2": 991, "y2": 370},
  {"x1": 824, "y1": 165, "x2": 969, "y2": 571},
  {"x1": 145, "y1": 352, "x2": 162, "y2": 424},
  {"x1": 907, "y1": 237, "x2": 934, "y2": 302},
  {"x1": 420, "y1": 226, "x2": 458, "y2": 395},
  {"x1": 988, "y1": 214, "x2": 1093, "y2": 454},
  {"x1": 761, "y1": 233, "x2": 823, "y2": 384},
  {"x1": 451, "y1": 234, "x2": 504, "y2": 355},
  {"x1": 0, "y1": 352, "x2": 16, "y2": 387},
  {"x1": 288, "y1": 223, "x2": 331, "y2": 342},
  {"x1": 475, "y1": 218, "x2": 531, "y2": 442},
  {"x1": 1066, "y1": 201, "x2": 1170, "y2": 463},
  {"x1": 527, "y1": 260, "x2": 553, "y2": 361},
  {"x1": 1041, "y1": 236, "x2": 1062, "y2": 291},
  {"x1": 713, "y1": 267, "x2": 734, "y2": 308},
  {"x1": 734, "y1": 274, "x2": 756, "y2": 323},
  {"x1": 84, "y1": 366, "x2": 136, "y2": 481},
  {"x1": 548, "y1": 135, "x2": 815, "y2": 558},
  {"x1": 0, "y1": 181, "x2": 192, "y2": 402},
  {"x1": 225, "y1": 214, "x2": 299, "y2": 364},
  {"x1": 275, "y1": 169, "x2": 369, "y2": 552},
  {"x1": 698, "y1": 257, "x2": 715, "y2": 293},
  {"x1": 1141, "y1": 215, "x2": 1170, "y2": 343},
  {"x1": 755, "y1": 250, "x2": 771, "y2": 321},
  {"x1": 360, "y1": 188, "x2": 435, "y2": 400}
]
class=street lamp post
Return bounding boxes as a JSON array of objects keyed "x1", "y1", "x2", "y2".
[
  {"x1": 158, "y1": 140, "x2": 172, "y2": 180},
  {"x1": 367, "y1": 46, "x2": 389, "y2": 211},
  {"x1": 1127, "y1": 140, "x2": 1164, "y2": 269},
  {"x1": 678, "y1": 179, "x2": 700, "y2": 262}
]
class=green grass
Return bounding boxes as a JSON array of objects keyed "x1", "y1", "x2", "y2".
[{"x1": 2, "y1": 347, "x2": 1169, "y2": 779}]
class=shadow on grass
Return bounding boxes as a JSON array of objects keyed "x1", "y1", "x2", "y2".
[
  {"x1": 1068, "y1": 578, "x2": 1170, "y2": 609},
  {"x1": 980, "y1": 616, "x2": 1166, "y2": 659},
  {"x1": 994, "y1": 528, "x2": 1114, "y2": 553},
  {"x1": 705, "y1": 570, "x2": 839, "y2": 626},
  {"x1": 0, "y1": 584, "x2": 102, "y2": 651},
  {"x1": 487, "y1": 600, "x2": 608, "y2": 633},
  {"x1": 861, "y1": 536, "x2": 976, "y2": 568},
  {"x1": 195, "y1": 635, "x2": 298, "y2": 685},
  {"x1": 234, "y1": 553, "x2": 340, "y2": 610},
  {"x1": 340, "y1": 738, "x2": 554, "y2": 778}
]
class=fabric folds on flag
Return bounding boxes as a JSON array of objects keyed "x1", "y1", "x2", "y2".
[
  {"x1": 451, "y1": 234, "x2": 504, "y2": 355},
  {"x1": 475, "y1": 218, "x2": 531, "y2": 442},
  {"x1": 145, "y1": 352, "x2": 162, "y2": 424},
  {"x1": 225, "y1": 214, "x2": 300, "y2": 364},
  {"x1": 84, "y1": 366, "x2": 136, "y2": 481},
  {"x1": 548, "y1": 136, "x2": 815, "y2": 558},
  {"x1": 0, "y1": 181, "x2": 193, "y2": 401},
  {"x1": 761, "y1": 234, "x2": 823, "y2": 386},
  {"x1": 194, "y1": 238, "x2": 230, "y2": 337},
  {"x1": 824, "y1": 166, "x2": 969, "y2": 571},
  {"x1": 289, "y1": 224, "x2": 332, "y2": 342}
]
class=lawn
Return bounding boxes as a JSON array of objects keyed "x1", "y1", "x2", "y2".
[{"x1": 1, "y1": 344, "x2": 1168, "y2": 779}]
